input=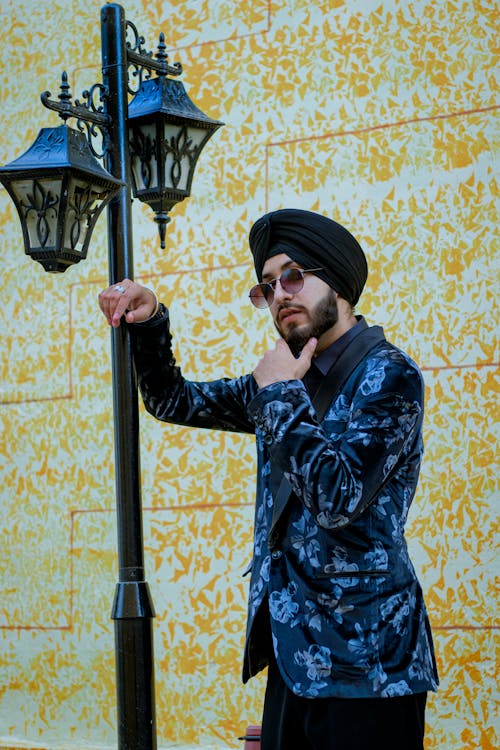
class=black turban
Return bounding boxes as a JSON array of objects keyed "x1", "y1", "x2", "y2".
[{"x1": 249, "y1": 208, "x2": 368, "y2": 306}]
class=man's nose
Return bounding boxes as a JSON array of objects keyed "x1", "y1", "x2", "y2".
[{"x1": 272, "y1": 278, "x2": 293, "y2": 304}]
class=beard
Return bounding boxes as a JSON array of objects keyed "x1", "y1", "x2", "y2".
[{"x1": 275, "y1": 288, "x2": 339, "y2": 357}]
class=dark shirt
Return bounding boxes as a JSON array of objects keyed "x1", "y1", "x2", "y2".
[{"x1": 302, "y1": 315, "x2": 367, "y2": 397}]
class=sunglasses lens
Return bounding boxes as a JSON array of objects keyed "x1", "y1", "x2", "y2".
[
  {"x1": 280, "y1": 268, "x2": 304, "y2": 293},
  {"x1": 249, "y1": 269, "x2": 309, "y2": 308},
  {"x1": 249, "y1": 284, "x2": 273, "y2": 308}
]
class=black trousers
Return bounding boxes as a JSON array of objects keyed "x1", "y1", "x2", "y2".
[{"x1": 261, "y1": 654, "x2": 427, "y2": 750}]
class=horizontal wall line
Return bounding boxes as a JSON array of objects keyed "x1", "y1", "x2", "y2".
[{"x1": 266, "y1": 104, "x2": 500, "y2": 148}]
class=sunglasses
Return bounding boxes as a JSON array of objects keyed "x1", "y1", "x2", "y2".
[{"x1": 249, "y1": 267, "x2": 323, "y2": 308}]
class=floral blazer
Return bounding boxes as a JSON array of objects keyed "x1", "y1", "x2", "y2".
[{"x1": 130, "y1": 309, "x2": 439, "y2": 699}]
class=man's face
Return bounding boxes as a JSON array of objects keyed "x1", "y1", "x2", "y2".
[{"x1": 261, "y1": 253, "x2": 338, "y2": 356}]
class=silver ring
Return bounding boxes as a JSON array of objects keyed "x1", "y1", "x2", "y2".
[{"x1": 114, "y1": 284, "x2": 126, "y2": 293}]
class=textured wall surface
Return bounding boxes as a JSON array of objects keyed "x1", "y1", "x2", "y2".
[{"x1": 0, "y1": 1, "x2": 498, "y2": 748}]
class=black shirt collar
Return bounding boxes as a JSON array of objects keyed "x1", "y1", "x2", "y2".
[{"x1": 312, "y1": 315, "x2": 368, "y2": 376}]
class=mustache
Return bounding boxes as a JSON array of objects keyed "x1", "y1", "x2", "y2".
[{"x1": 277, "y1": 302, "x2": 306, "y2": 315}]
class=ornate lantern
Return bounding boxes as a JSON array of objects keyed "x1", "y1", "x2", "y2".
[
  {"x1": 128, "y1": 73, "x2": 223, "y2": 248},
  {"x1": 0, "y1": 123, "x2": 122, "y2": 272}
]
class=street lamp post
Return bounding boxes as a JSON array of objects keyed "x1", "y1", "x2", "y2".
[{"x1": 0, "y1": 4, "x2": 222, "y2": 748}]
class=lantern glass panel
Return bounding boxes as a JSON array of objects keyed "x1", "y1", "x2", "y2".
[
  {"x1": 162, "y1": 124, "x2": 209, "y2": 192},
  {"x1": 63, "y1": 177, "x2": 111, "y2": 255},
  {"x1": 9, "y1": 177, "x2": 62, "y2": 251},
  {"x1": 129, "y1": 122, "x2": 159, "y2": 193}
]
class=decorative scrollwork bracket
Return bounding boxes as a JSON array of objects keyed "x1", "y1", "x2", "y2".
[
  {"x1": 40, "y1": 21, "x2": 184, "y2": 160},
  {"x1": 125, "y1": 21, "x2": 182, "y2": 93},
  {"x1": 41, "y1": 71, "x2": 111, "y2": 159}
]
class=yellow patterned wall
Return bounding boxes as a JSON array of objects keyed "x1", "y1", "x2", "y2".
[{"x1": 0, "y1": 1, "x2": 498, "y2": 748}]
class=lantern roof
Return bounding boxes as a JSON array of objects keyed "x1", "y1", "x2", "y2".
[
  {"x1": 0, "y1": 124, "x2": 123, "y2": 190},
  {"x1": 127, "y1": 76, "x2": 224, "y2": 130}
]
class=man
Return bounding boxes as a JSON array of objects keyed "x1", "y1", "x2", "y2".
[{"x1": 98, "y1": 208, "x2": 438, "y2": 750}]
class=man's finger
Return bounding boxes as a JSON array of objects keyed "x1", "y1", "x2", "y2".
[
  {"x1": 299, "y1": 337, "x2": 317, "y2": 364},
  {"x1": 111, "y1": 293, "x2": 130, "y2": 327}
]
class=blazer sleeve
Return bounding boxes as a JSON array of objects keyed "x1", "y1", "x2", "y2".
[
  {"x1": 129, "y1": 306, "x2": 257, "y2": 434},
  {"x1": 247, "y1": 345, "x2": 424, "y2": 529}
]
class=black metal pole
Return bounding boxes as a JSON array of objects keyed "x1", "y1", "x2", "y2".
[{"x1": 100, "y1": 4, "x2": 157, "y2": 748}]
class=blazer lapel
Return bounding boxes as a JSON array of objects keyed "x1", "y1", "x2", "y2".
[{"x1": 268, "y1": 325, "x2": 386, "y2": 547}]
